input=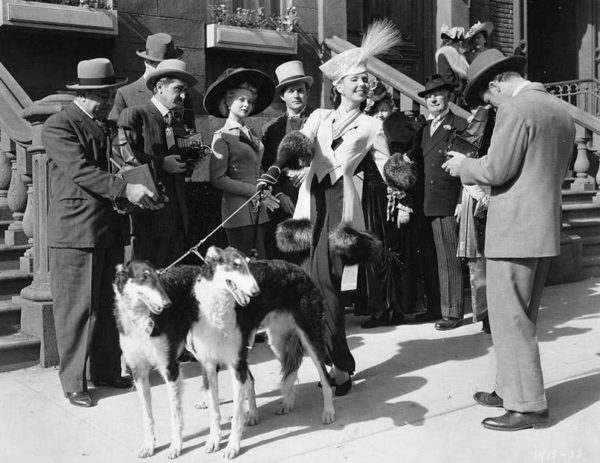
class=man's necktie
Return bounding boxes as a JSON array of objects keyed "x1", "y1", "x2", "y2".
[
  {"x1": 164, "y1": 111, "x2": 173, "y2": 127},
  {"x1": 289, "y1": 116, "x2": 303, "y2": 131}
]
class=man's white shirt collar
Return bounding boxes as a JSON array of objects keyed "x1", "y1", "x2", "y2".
[
  {"x1": 428, "y1": 108, "x2": 450, "y2": 122},
  {"x1": 151, "y1": 96, "x2": 170, "y2": 117}
]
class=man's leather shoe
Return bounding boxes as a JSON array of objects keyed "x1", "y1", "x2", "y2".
[
  {"x1": 434, "y1": 317, "x2": 462, "y2": 330},
  {"x1": 389, "y1": 312, "x2": 405, "y2": 326},
  {"x1": 65, "y1": 391, "x2": 94, "y2": 408},
  {"x1": 482, "y1": 409, "x2": 549, "y2": 431},
  {"x1": 94, "y1": 376, "x2": 133, "y2": 389},
  {"x1": 473, "y1": 391, "x2": 503, "y2": 408}
]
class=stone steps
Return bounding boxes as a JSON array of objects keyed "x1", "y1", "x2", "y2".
[
  {"x1": 0, "y1": 269, "x2": 32, "y2": 301},
  {"x1": 562, "y1": 202, "x2": 600, "y2": 221},
  {"x1": 0, "y1": 244, "x2": 30, "y2": 270},
  {"x1": 0, "y1": 300, "x2": 20, "y2": 335},
  {"x1": 561, "y1": 190, "x2": 598, "y2": 204},
  {"x1": 0, "y1": 331, "x2": 40, "y2": 372}
]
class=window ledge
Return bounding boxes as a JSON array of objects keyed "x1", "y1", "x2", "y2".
[
  {"x1": 0, "y1": 0, "x2": 118, "y2": 36},
  {"x1": 206, "y1": 24, "x2": 297, "y2": 56}
]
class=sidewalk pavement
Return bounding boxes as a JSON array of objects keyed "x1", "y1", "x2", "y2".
[{"x1": 1, "y1": 277, "x2": 599, "y2": 463}]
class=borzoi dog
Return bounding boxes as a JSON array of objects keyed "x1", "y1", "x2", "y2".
[
  {"x1": 113, "y1": 246, "x2": 258, "y2": 459},
  {"x1": 186, "y1": 249, "x2": 336, "y2": 459}
]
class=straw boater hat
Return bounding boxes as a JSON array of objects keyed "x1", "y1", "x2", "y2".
[
  {"x1": 463, "y1": 48, "x2": 526, "y2": 106},
  {"x1": 417, "y1": 74, "x2": 457, "y2": 98},
  {"x1": 465, "y1": 21, "x2": 494, "y2": 41},
  {"x1": 136, "y1": 33, "x2": 183, "y2": 62},
  {"x1": 203, "y1": 68, "x2": 275, "y2": 118},
  {"x1": 275, "y1": 60, "x2": 313, "y2": 95},
  {"x1": 319, "y1": 19, "x2": 401, "y2": 85},
  {"x1": 440, "y1": 24, "x2": 465, "y2": 42},
  {"x1": 66, "y1": 58, "x2": 128, "y2": 90},
  {"x1": 145, "y1": 59, "x2": 197, "y2": 91}
]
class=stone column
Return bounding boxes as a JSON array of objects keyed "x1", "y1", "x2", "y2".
[
  {"x1": 5, "y1": 146, "x2": 28, "y2": 246},
  {"x1": 14, "y1": 93, "x2": 74, "y2": 367},
  {"x1": 0, "y1": 148, "x2": 12, "y2": 221}
]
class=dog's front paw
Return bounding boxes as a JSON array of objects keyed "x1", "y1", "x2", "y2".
[
  {"x1": 222, "y1": 442, "x2": 240, "y2": 459},
  {"x1": 245, "y1": 410, "x2": 259, "y2": 426},
  {"x1": 275, "y1": 398, "x2": 295, "y2": 415},
  {"x1": 167, "y1": 442, "x2": 182, "y2": 459},
  {"x1": 137, "y1": 444, "x2": 155, "y2": 458},
  {"x1": 205, "y1": 436, "x2": 221, "y2": 453},
  {"x1": 322, "y1": 409, "x2": 335, "y2": 424}
]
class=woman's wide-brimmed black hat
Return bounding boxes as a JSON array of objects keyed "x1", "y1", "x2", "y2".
[
  {"x1": 463, "y1": 48, "x2": 526, "y2": 106},
  {"x1": 203, "y1": 68, "x2": 275, "y2": 118}
]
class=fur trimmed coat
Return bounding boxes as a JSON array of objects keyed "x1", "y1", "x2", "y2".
[{"x1": 293, "y1": 108, "x2": 391, "y2": 230}]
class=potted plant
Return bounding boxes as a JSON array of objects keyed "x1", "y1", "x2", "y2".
[{"x1": 206, "y1": 5, "x2": 298, "y2": 55}]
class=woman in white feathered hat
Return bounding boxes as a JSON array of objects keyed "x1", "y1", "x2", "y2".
[
  {"x1": 435, "y1": 24, "x2": 469, "y2": 105},
  {"x1": 274, "y1": 20, "x2": 400, "y2": 396}
]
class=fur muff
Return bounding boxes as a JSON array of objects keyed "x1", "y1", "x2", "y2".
[
  {"x1": 384, "y1": 152, "x2": 418, "y2": 191},
  {"x1": 277, "y1": 130, "x2": 314, "y2": 168},
  {"x1": 276, "y1": 218, "x2": 312, "y2": 253},
  {"x1": 329, "y1": 223, "x2": 382, "y2": 265}
]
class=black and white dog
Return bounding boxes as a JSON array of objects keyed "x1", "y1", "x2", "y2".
[
  {"x1": 113, "y1": 246, "x2": 259, "y2": 459},
  {"x1": 186, "y1": 250, "x2": 336, "y2": 459}
]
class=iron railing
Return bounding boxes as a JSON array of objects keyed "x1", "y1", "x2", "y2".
[{"x1": 545, "y1": 79, "x2": 600, "y2": 118}]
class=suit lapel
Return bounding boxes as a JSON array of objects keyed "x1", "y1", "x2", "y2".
[
  {"x1": 423, "y1": 113, "x2": 453, "y2": 157},
  {"x1": 238, "y1": 128, "x2": 259, "y2": 151}
]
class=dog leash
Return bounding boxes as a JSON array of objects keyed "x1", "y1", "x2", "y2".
[{"x1": 160, "y1": 191, "x2": 262, "y2": 274}]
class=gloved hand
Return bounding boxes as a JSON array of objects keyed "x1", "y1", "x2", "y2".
[{"x1": 256, "y1": 165, "x2": 281, "y2": 193}]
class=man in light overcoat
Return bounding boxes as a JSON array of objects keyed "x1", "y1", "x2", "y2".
[{"x1": 443, "y1": 49, "x2": 575, "y2": 431}]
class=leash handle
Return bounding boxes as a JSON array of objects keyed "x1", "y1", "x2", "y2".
[{"x1": 160, "y1": 191, "x2": 262, "y2": 273}]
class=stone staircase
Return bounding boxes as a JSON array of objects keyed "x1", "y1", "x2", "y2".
[
  {"x1": 562, "y1": 180, "x2": 600, "y2": 279},
  {"x1": 0, "y1": 218, "x2": 35, "y2": 372}
]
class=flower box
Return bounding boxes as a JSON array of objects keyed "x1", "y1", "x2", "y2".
[
  {"x1": 0, "y1": 0, "x2": 118, "y2": 36},
  {"x1": 206, "y1": 24, "x2": 297, "y2": 56}
]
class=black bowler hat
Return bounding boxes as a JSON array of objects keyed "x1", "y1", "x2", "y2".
[
  {"x1": 417, "y1": 74, "x2": 457, "y2": 98},
  {"x1": 203, "y1": 68, "x2": 275, "y2": 118}
]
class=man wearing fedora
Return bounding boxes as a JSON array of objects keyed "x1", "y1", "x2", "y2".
[
  {"x1": 416, "y1": 74, "x2": 468, "y2": 330},
  {"x1": 109, "y1": 32, "x2": 195, "y2": 131},
  {"x1": 261, "y1": 60, "x2": 315, "y2": 257},
  {"x1": 443, "y1": 49, "x2": 575, "y2": 430},
  {"x1": 42, "y1": 58, "x2": 162, "y2": 407},
  {"x1": 118, "y1": 59, "x2": 197, "y2": 268}
]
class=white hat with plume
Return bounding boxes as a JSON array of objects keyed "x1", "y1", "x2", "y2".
[{"x1": 319, "y1": 19, "x2": 401, "y2": 85}]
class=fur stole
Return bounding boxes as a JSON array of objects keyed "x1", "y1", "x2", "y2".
[{"x1": 435, "y1": 46, "x2": 469, "y2": 79}]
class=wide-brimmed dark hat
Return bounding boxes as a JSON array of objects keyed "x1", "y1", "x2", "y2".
[
  {"x1": 136, "y1": 33, "x2": 183, "y2": 62},
  {"x1": 203, "y1": 68, "x2": 275, "y2": 118},
  {"x1": 66, "y1": 58, "x2": 128, "y2": 90},
  {"x1": 417, "y1": 74, "x2": 457, "y2": 97},
  {"x1": 145, "y1": 59, "x2": 197, "y2": 91},
  {"x1": 275, "y1": 60, "x2": 313, "y2": 95},
  {"x1": 463, "y1": 48, "x2": 526, "y2": 106}
]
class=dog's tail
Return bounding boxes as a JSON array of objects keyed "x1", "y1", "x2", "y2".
[{"x1": 281, "y1": 331, "x2": 305, "y2": 381}]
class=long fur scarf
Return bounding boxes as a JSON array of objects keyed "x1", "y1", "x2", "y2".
[{"x1": 435, "y1": 46, "x2": 469, "y2": 79}]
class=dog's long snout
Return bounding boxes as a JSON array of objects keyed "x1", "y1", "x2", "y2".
[{"x1": 250, "y1": 283, "x2": 260, "y2": 298}]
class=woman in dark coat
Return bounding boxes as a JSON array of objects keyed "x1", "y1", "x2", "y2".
[{"x1": 357, "y1": 88, "x2": 422, "y2": 327}]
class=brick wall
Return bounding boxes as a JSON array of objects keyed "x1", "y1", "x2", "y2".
[{"x1": 490, "y1": 0, "x2": 514, "y2": 55}]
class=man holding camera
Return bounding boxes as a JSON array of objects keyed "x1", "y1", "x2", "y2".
[{"x1": 118, "y1": 59, "x2": 198, "y2": 267}]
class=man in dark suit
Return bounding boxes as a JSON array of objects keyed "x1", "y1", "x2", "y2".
[
  {"x1": 416, "y1": 74, "x2": 468, "y2": 330},
  {"x1": 118, "y1": 59, "x2": 197, "y2": 268},
  {"x1": 261, "y1": 60, "x2": 314, "y2": 258},
  {"x1": 108, "y1": 33, "x2": 195, "y2": 131},
  {"x1": 42, "y1": 58, "x2": 161, "y2": 407},
  {"x1": 444, "y1": 49, "x2": 575, "y2": 430}
]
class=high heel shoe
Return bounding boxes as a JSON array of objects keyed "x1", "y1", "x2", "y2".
[
  {"x1": 361, "y1": 312, "x2": 389, "y2": 329},
  {"x1": 335, "y1": 376, "x2": 352, "y2": 397}
]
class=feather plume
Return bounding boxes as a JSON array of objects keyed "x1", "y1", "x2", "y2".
[{"x1": 356, "y1": 19, "x2": 402, "y2": 65}]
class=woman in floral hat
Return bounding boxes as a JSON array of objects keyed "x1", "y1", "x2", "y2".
[{"x1": 435, "y1": 24, "x2": 469, "y2": 106}]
